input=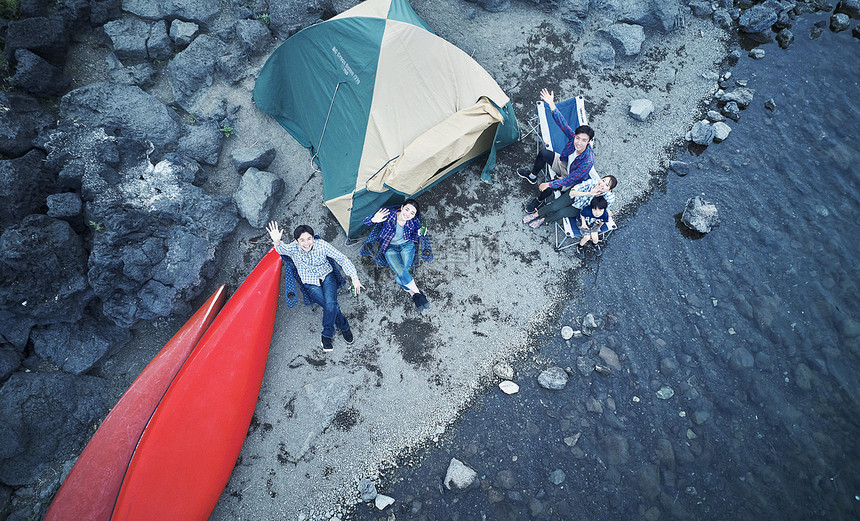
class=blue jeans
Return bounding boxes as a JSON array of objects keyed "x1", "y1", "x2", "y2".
[
  {"x1": 302, "y1": 272, "x2": 349, "y2": 339},
  {"x1": 384, "y1": 241, "x2": 415, "y2": 290}
]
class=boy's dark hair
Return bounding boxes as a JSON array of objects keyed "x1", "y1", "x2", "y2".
[
  {"x1": 293, "y1": 224, "x2": 315, "y2": 240},
  {"x1": 591, "y1": 196, "x2": 608, "y2": 210},
  {"x1": 604, "y1": 175, "x2": 618, "y2": 190},
  {"x1": 402, "y1": 198, "x2": 420, "y2": 214},
  {"x1": 574, "y1": 125, "x2": 595, "y2": 141}
]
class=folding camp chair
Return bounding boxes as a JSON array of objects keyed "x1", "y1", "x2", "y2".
[{"x1": 534, "y1": 96, "x2": 613, "y2": 251}]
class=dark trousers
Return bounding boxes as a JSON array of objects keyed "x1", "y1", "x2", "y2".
[
  {"x1": 529, "y1": 147, "x2": 555, "y2": 177},
  {"x1": 302, "y1": 272, "x2": 349, "y2": 339},
  {"x1": 537, "y1": 194, "x2": 582, "y2": 224}
]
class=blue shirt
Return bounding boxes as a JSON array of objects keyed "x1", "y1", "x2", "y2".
[{"x1": 579, "y1": 206, "x2": 609, "y2": 228}]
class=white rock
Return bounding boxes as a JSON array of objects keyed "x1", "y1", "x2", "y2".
[
  {"x1": 561, "y1": 326, "x2": 574, "y2": 340},
  {"x1": 444, "y1": 457, "x2": 478, "y2": 490},
  {"x1": 374, "y1": 494, "x2": 395, "y2": 510},
  {"x1": 713, "y1": 121, "x2": 732, "y2": 142},
  {"x1": 499, "y1": 380, "x2": 519, "y2": 394},
  {"x1": 629, "y1": 98, "x2": 654, "y2": 121}
]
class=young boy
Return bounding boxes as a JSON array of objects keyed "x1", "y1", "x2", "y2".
[{"x1": 576, "y1": 196, "x2": 614, "y2": 258}]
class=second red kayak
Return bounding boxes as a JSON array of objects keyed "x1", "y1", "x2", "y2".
[{"x1": 111, "y1": 248, "x2": 282, "y2": 521}]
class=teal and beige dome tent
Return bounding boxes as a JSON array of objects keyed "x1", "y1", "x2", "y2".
[{"x1": 253, "y1": 0, "x2": 519, "y2": 238}]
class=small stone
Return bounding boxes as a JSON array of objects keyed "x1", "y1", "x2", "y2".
[
  {"x1": 686, "y1": 428, "x2": 697, "y2": 440},
  {"x1": 549, "y1": 469, "x2": 566, "y2": 485},
  {"x1": 729, "y1": 347, "x2": 755, "y2": 371},
  {"x1": 581, "y1": 313, "x2": 600, "y2": 336},
  {"x1": 722, "y1": 101, "x2": 741, "y2": 122},
  {"x1": 444, "y1": 458, "x2": 478, "y2": 490},
  {"x1": 713, "y1": 121, "x2": 731, "y2": 142},
  {"x1": 660, "y1": 357, "x2": 679, "y2": 376},
  {"x1": 707, "y1": 110, "x2": 726, "y2": 122},
  {"x1": 656, "y1": 386, "x2": 674, "y2": 399},
  {"x1": 689, "y1": 120, "x2": 715, "y2": 145},
  {"x1": 561, "y1": 326, "x2": 574, "y2": 340},
  {"x1": 598, "y1": 346, "x2": 621, "y2": 371},
  {"x1": 776, "y1": 28, "x2": 794, "y2": 49},
  {"x1": 358, "y1": 478, "x2": 377, "y2": 501},
  {"x1": 499, "y1": 380, "x2": 519, "y2": 394},
  {"x1": 748, "y1": 48, "x2": 766, "y2": 59},
  {"x1": 586, "y1": 396, "x2": 604, "y2": 413},
  {"x1": 594, "y1": 364, "x2": 612, "y2": 376},
  {"x1": 493, "y1": 361, "x2": 515, "y2": 380},
  {"x1": 564, "y1": 433, "x2": 581, "y2": 447},
  {"x1": 538, "y1": 367, "x2": 569, "y2": 390},
  {"x1": 764, "y1": 98, "x2": 776, "y2": 111},
  {"x1": 669, "y1": 160, "x2": 689, "y2": 177},
  {"x1": 830, "y1": 13, "x2": 850, "y2": 32},
  {"x1": 374, "y1": 494, "x2": 395, "y2": 510},
  {"x1": 691, "y1": 410, "x2": 710, "y2": 425}
]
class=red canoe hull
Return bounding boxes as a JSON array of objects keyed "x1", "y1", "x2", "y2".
[
  {"x1": 111, "y1": 248, "x2": 282, "y2": 521},
  {"x1": 44, "y1": 285, "x2": 227, "y2": 521}
]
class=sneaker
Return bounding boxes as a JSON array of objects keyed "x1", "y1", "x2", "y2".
[
  {"x1": 594, "y1": 244, "x2": 603, "y2": 257},
  {"x1": 341, "y1": 328, "x2": 354, "y2": 345},
  {"x1": 517, "y1": 168, "x2": 537, "y2": 185},
  {"x1": 576, "y1": 244, "x2": 586, "y2": 259},
  {"x1": 412, "y1": 292, "x2": 430, "y2": 311},
  {"x1": 321, "y1": 336, "x2": 334, "y2": 352},
  {"x1": 524, "y1": 198, "x2": 541, "y2": 214}
]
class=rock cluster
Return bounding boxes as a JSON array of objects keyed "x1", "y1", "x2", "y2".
[{"x1": 0, "y1": 1, "x2": 328, "y2": 515}]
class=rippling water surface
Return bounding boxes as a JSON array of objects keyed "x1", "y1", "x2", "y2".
[{"x1": 355, "y1": 14, "x2": 860, "y2": 521}]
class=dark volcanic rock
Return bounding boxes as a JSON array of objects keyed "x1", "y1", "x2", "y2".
[
  {"x1": 104, "y1": 53, "x2": 157, "y2": 89},
  {"x1": 122, "y1": 0, "x2": 220, "y2": 27},
  {"x1": 581, "y1": 40, "x2": 616, "y2": 74},
  {"x1": 0, "y1": 93, "x2": 53, "y2": 158},
  {"x1": 84, "y1": 153, "x2": 238, "y2": 328},
  {"x1": 0, "y1": 372, "x2": 110, "y2": 486},
  {"x1": 170, "y1": 19, "x2": 200, "y2": 47},
  {"x1": 46, "y1": 192, "x2": 83, "y2": 220},
  {"x1": 59, "y1": 82, "x2": 181, "y2": 148},
  {"x1": 31, "y1": 315, "x2": 131, "y2": 374},
  {"x1": 147, "y1": 20, "x2": 173, "y2": 60},
  {"x1": 267, "y1": 0, "x2": 333, "y2": 39},
  {"x1": 235, "y1": 18, "x2": 274, "y2": 57},
  {"x1": 3, "y1": 17, "x2": 69, "y2": 64},
  {"x1": 739, "y1": 1, "x2": 779, "y2": 33},
  {"x1": 836, "y1": 0, "x2": 860, "y2": 18},
  {"x1": 681, "y1": 196, "x2": 720, "y2": 233},
  {"x1": 168, "y1": 34, "x2": 226, "y2": 111},
  {"x1": 90, "y1": 0, "x2": 123, "y2": 26},
  {"x1": 602, "y1": 23, "x2": 646, "y2": 56},
  {"x1": 10, "y1": 49, "x2": 70, "y2": 97},
  {"x1": 0, "y1": 150, "x2": 56, "y2": 229},
  {"x1": 234, "y1": 168, "x2": 285, "y2": 228},
  {"x1": 178, "y1": 119, "x2": 224, "y2": 166},
  {"x1": 0, "y1": 216, "x2": 93, "y2": 348},
  {"x1": 231, "y1": 146, "x2": 276, "y2": 173},
  {"x1": 103, "y1": 16, "x2": 150, "y2": 61},
  {"x1": 473, "y1": 0, "x2": 510, "y2": 13}
]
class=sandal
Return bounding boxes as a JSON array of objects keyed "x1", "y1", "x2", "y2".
[
  {"x1": 522, "y1": 212, "x2": 539, "y2": 224},
  {"x1": 528, "y1": 217, "x2": 545, "y2": 229}
]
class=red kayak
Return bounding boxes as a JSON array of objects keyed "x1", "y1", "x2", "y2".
[
  {"x1": 111, "y1": 248, "x2": 282, "y2": 521},
  {"x1": 44, "y1": 285, "x2": 227, "y2": 521}
]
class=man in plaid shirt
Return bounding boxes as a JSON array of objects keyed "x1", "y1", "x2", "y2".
[
  {"x1": 267, "y1": 222, "x2": 364, "y2": 352},
  {"x1": 518, "y1": 88, "x2": 595, "y2": 213}
]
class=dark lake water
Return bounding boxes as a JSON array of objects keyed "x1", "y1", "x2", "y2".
[{"x1": 354, "y1": 14, "x2": 860, "y2": 521}]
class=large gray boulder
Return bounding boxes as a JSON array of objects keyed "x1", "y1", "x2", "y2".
[
  {"x1": 168, "y1": 34, "x2": 226, "y2": 111},
  {"x1": 104, "y1": 16, "x2": 150, "y2": 61},
  {"x1": 537, "y1": 366, "x2": 569, "y2": 390},
  {"x1": 0, "y1": 216, "x2": 93, "y2": 348},
  {"x1": 59, "y1": 82, "x2": 181, "y2": 148},
  {"x1": 688, "y1": 120, "x2": 715, "y2": 145},
  {"x1": 84, "y1": 153, "x2": 239, "y2": 328},
  {"x1": 147, "y1": 20, "x2": 173, "y2": 60},
  {"x1": 122, "y1": 0, "x2": 220, "y2": 27},
  {"x1": 591, "y1": 0, "x2": 681, "y2": 33},
  {"x1": 603, "y1": 23, "x2": 646, "y2": 56},
  {"x1": 10, "y1": 49, "x2": 70, "y2": 97},
  {"x1": 0, "y1": 372, "x2": 110, "y2": 486},
  {"x1": 31, "y1": 315, "x2": 130, "y2": 375},
  {"x1": 169, "y1": 19, "x2": 200, "y2": 47},
  {"x1": 231, "y1": 146, "x2": 276, "y2": 173},
  {"x1": 739, "y1": 1, "x2": 779, "y2": 33},
  {"x1": 46, "y1": 192, "x2": 83, "y2": 220},
  {"x1": 680, "y1": 196, "x2": 719, "y2": 233},
  {"x1": 720, "y1": 86, "x2": 755, "y2": 108},
  {"x1": 234, "y1": 168, "x2": 285, "y2": 228}
]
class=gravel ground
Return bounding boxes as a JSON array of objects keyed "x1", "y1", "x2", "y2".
[{"x1": 97, "y1": 1, "x2": 730, "y2": 519}]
